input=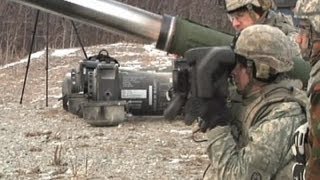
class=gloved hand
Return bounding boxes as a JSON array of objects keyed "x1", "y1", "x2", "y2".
[
  {"x1": 198, "y1": 96, "x2": 230, "y2": 132},
  {"x1": 184, "y1": 95, "x2": 230, "y2": 132},
  {"x1": 183, "y1": 69, "x2": 230, "y2": 132},
  {"x1": 183, "y1": 97, "x2": 205, "y2": 125},
  {"x1": 163, "y1": 93, "x2": 187, "y2": 120}
]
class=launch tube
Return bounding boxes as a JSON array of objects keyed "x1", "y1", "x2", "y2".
[
  {"x1": 9, "y1": 0, "x2": 310, "y2": 85},
  {"x1": 8, "y1": 0, "x2": 233, "y2": 55}
]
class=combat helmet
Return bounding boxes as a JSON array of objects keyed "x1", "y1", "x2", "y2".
[
  {"x1": 225, "y1": 0, "x2": 276, "y2": 12},
  {"x1": 234, "y1": 24, "x2": 293, "y2": 79},
  {"x1": 295, "y1": 0, "x2": 320, "y2": 33}
]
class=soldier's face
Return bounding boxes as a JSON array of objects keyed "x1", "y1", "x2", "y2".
[
  {"x1": 228, "y1": 9, "x2": 259, "y2": 32},
  {"x1": 231, "y1": 62, "x2": 250, "y2": 93},
  {"x1": 296, "y1": 20, "x2": 312, "y2": 59},
  {"x1": 296, "y1": 20, "x2": 320, "y2": 61}
]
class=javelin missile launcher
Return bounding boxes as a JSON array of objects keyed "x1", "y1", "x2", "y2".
[
  {"x1": 8, "y1": 0, "x2": 308, "y2": 82},
  {"x1": 62, "y1": 49, "x2": 172, "y2": 126},
  {"x1": 9, "y1": 0, "x2": 310, "y2": 125}
]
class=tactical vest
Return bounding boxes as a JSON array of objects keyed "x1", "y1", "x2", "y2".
[
  {"x1": 236, "y1": 80, "x2": 309, "y2": 179},
  {"x1": 265, "y1": 10, "x2": 296, "y2": 36},
  {"x1": 238, "y1": 80, "x2": 308, "y2": 146}
]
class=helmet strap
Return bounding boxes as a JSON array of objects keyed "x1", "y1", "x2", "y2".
[
  {"x1": 246, "y1": 4, "x2": 258, "y2": 22},
  {"x1": 304, "y1": 25, "x2": 320, "y2": 65},
  {"x1": 245, "y1": 4, "x2": 268, "y2": 24},
  {"x1": 255, "y1": 10, "x2": 268, "y2": 24},
  {"x1": 241, "y1": 60, "x2": 256, "y2": 96}
]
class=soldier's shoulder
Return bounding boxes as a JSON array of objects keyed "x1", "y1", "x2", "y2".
[
  {"x1": 263, "y1": 101, "x2": 305, "y2": 121},
  {"x1": 308, "y1": 60, "x2": 320, "y2": 94},
  {"x1": 267, "y1": 10, "x2": 297, "y2": 34}
]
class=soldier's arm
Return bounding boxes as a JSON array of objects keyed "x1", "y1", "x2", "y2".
[
  {"x1": 310, "y1": 84, "x2": 320, "y2": 122},
  {"x1": 307, "y1": 81, "x2": 320, "y2": 179},
  {"x1": 206, "y1": 102, "x2": 306, "y2": 180},
  {"x1": 308, "y1": 65, "x2": 320, "y2": 139}
]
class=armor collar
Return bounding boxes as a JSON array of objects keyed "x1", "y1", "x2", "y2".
[{"x1": 242, "y1": 79, "x2": 303, "y2": 105}]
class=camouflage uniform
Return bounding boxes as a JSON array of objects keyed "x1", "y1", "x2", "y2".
[
  {"x1": 225, "y1": 0, "x2": 310, "y2": 85},
  {"x1": 294, "y1": 0, "x2": 320, "y2": 179},
  {"x1": 204, "y1": 25, "x2": 308, "y2": 180},
  {"x1": 225, "y1": 0, "x2": 296, "y2": 39}
]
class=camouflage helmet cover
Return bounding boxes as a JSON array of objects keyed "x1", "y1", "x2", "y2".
[
  {"x1": 225, "y1": 0, "x2": 276, "y2": 12},
  {"x1": 234, "y1": 24, "x2": 294, "y2": 74},
  {"x1": 295, "y1": 0, "x2": 320, "y2": 33}
]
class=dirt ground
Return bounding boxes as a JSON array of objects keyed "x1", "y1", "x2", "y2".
[{"x1": 0, "y1": 43, "x2": 209, "y2": 180}]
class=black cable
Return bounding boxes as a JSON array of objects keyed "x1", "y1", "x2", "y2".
[
  {"x1": 202, "y1": 163, "x2": 211, "y2": 179},
  {"x1": 191, "y1": 128, "x2": 208, "y2": 143}
]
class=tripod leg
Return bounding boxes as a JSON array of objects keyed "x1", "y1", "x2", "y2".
[
  {"x1": 45, "y1": 13, "x2": 49, "y2": 107},
  {"x1": 20, "y1": 10, "x2": 40, "y2": 104}
]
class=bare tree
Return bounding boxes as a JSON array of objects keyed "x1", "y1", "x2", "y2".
[{"x1": 0, "y1": 0, "x2": 232, "y2": 65}]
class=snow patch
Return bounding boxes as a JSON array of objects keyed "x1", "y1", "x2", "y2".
[
  {"x1": 0, "y1": 50, "x2": 45, "y2": 70},
  {"x1": 143, "y1": 43, "x2": 168, "y2": 56},
  {"x1": 169, "y1": 130, "x2": 192, "y2": 135},
  {"x1": 51, "y1": 48, "x2": 79, "y2": 57}
]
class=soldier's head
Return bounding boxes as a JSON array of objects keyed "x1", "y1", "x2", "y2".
[
  {"x1": 225, "y1": 0, "x2": 276, "y2": 31},
  {"x1": 231, "y1": 24, "x2": 293, "y2": 95},
  {"x1": 294, "y1": 0, "x2": 320, "y2": 63}
]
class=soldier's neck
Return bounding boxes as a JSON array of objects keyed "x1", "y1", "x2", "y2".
[{"x1": 242, "y1": 84, "x2": 263, "y2": 104}]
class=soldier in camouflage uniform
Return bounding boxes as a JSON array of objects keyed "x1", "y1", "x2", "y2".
[
  {"x1": 184, "y1": 0, "x2": 309, "y2": 132},
  {"x1": 292, "y1": 0, "x2": 320, "y2": 179},
  {"x1": 225, "y1": 0, "x2": 295, "y2": 39},
  {"x1": 224, "y1": 0, "x2": 310, "y2": 85},
  {"x1": 204, "y1": 24, "x2": 308, "y2": 180}
]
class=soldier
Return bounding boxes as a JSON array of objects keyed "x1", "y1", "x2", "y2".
[
  {"x1": 203, "y1": 24, "x2": 308, "y2": 179},
  {"x1": 224, "y1": 0, "x2": 311, "y2": 85},
  {"x1": 292, "y1": 0, "x2": 320, "y2": 179},
  {"x1": 225, "y1": 0, "x2": 293, "y2": 34}
]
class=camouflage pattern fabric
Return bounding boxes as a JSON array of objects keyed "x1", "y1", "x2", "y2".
[
  {"x1": 306, "y1": 59, "x2": 320, "y2": 180},
  {"x1": 263, "y1": 9, "x2": 308, "y2": 84},
  {"x1": 295, "y1": 0, "x2": 320, "y2": 33},
  {"x1": 294, "y1": 0, "x2": 320, "y2": 179},
  {"x1": 264, "y1": 10, "x2": 302, "y2": 57},
  {"x1": 226, "y1": 0, "x2": 303, "y2": 61},
  {"x1": 204, "y1": 24, "x2": 308, "y2": 179},
  {"x1": 204, "y1": 80, "x2": 307, "y2": 180},
  {"x1": 225, "y1": 0, "x2": 276, "y2": 12},
  {"x1": 234, "y1": 25, "x2": 293, "y2": 74}
]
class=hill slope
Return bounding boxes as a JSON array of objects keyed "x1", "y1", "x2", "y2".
[{"x1": 0, "y1": 43, "x2": 208, "y2": 179}]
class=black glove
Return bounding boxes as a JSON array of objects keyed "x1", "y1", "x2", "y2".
[
  {"x1": 184, "y1": 95, "x2": 230, "y2": 132},
  {"x1": 198, "y1": 97, "x2": 230, "y2": 132},
  {"x1": 185, "y1": 65, "x2": 231, "y2": 131},
  {"x1": 163, "y1": 93, "x2": 187, "y2": 120},
  {"x1": 183, "y1": 97, "x2": 205, "y2": 125}
]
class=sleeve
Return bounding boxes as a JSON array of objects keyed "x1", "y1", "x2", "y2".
[
  {"x1": 310, "y1": 83, "x2": 320, "y2": 106},
  {"x1": 308, "y1": 62, "x2": 320, "y2": 105},
  {"x1": 206, "y1": 102, "x2": 306, "y2": 180}
]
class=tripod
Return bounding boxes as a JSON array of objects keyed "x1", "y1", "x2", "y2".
[{"x1": 20, "y1": 10, "x2": 88, "y2": 106}]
